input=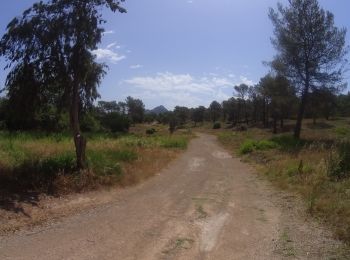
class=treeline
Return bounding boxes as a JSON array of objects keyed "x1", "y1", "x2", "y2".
[
  {"x1": 1, "y1": 76, "x2": 350, "y2": 134},
  {"x1": 0, "y1": 96, "x2": 144, "y2": 133},
  {"x1": 168, "y1": 76, "x2": 350, "y2": 133}
]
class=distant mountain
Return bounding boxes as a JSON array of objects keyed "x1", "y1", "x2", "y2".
[{"x1": 146, "y1": 105, "x2": 169, "y2": 114}]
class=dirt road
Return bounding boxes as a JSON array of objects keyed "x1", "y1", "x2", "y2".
[{"x1": 0, "y1": 134, "x2": 346, "y2": 259}]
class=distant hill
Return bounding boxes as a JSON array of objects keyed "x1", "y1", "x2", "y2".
[{"x1": 146, "y1": 105, "x2": 169, "y2": 114}]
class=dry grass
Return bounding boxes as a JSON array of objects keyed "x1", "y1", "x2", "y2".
[{"x1": 212, "y1": 118, "x2": 350, "y2": 244}]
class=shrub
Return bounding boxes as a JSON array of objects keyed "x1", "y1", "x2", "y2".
[
  {"x1": 335, "y1": 127, "x2": 350, "y2": 137},
  {"x1": 213, "y1": 122, "x2": 221, "y2": 129},
  {"x1": 101, "y1": 112, "x2": 130, "y2": 133},
  {"x1": 39, "y1": 153, "x2": 76, "y2": 174},
  {"x1": 255, "y1": 140, "x2": 279, "y2": 150},
  {"x1": 270, "y1": 135, "x2": 305, "y2": 151},
  {"x1": 81, "y1": 113, "x2": 101, "y2": 132},
  {"x1": 146, "y1": 128, "x2": 156, "y2": 135},
  {"x1": 326, "y1": 141, "x2": 350, "y2": 181},
  {"x1": 239, "y1": 140, "x2": 256, "y2": 154}
]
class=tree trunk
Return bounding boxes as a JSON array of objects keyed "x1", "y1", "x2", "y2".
[
  {"x1": 70, "y1": 82, "x2": 87, "y2": 169},
  {"x1": 265, "y1": 100, "x2": 269, "y2": 128},
  {"x1": 273, "y1": 117, "x2": 277, "y2": 134},
  {"x1": 294, "y1": 81, "x2": 309, "y2": 139},
  {"x1": 280, "y1": 118, "x2": 284, "y2": 129},
  {"x1": 262, "y1": 98, "x2": 266, "y2": 127}
]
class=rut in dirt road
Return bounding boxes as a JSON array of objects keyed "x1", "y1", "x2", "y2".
[{"x1": 0, "y1": 134, "x2": 345, "y2": 259}]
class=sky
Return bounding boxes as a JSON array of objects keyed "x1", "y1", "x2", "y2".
[{"x1": 0, "y1": 0, "x2": 349, "y2": 110}]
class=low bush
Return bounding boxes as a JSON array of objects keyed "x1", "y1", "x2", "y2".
[
  {"x1": 270, "y1": 135, "x2": 305, "y2": 151},
  {"x1": 146, "y1": 128, "x2": 156, "y2": 135},
  {"x1": 335, "y1": 127, "x2": 350, "y2": 137},
  {"x1": 213, "y1": 122, "x2": 221, "y2": 129},
  {"x1": 239, "y1": 139, "x2": 279, "y2": 154}
]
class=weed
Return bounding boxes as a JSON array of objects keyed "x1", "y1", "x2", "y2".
[
  {"x1": 239, "y1": 139, "x2": 278, "y2": 154},
  {"x1": 159, "y1": 137, "x2": 188, "y2": 149}
]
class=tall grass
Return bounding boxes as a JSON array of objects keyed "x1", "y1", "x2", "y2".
[{"x1": 0, "y1": 130, "x2": 190, "y2": 194}]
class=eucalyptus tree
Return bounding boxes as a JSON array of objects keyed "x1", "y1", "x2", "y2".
[
  {"x1": 0, "y1": 0, "x2": 126, "y2": 168},
  {"x1": 269, "y1": 0, "x2": 348, "y2": 138}
]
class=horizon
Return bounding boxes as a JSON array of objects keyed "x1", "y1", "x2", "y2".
[{"x1": 0, "y1": 0, "x2": 349, "y2": 110}]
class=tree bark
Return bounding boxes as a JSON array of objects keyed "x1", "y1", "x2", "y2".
[
  {"x1": 294, "y1": 80, "x2": 309, "y2": 139},
  {"x1": 273, "y1": 117, "x2": 277, "y2": 134},
  {"x1": 70, "y1": 82, "x2": 87, "y2": 169}
]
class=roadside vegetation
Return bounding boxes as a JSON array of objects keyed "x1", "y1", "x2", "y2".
[
  {"x1": 0, "y1": 125, "x2": 192, "y2": 197},
  {"x1": 215, "y1": 119, "x2": 350, "y2": 243}
]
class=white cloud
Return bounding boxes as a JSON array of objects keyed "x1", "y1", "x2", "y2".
[
  {"x1": 106, "y1": 42, "x2": 122, "y2": 50},
  {"x1": 187, "y1": 0, "x2": 194, "y2": 3},
  {"x1": 124, "y1": 72, "x2": 255, "y2": 108},
  {"x1": 130, "y1": 64, "x2": 143, "y2": 69},
  {"x1": 239, "y1": 76, "x2": 255, "y2": 86},
  {"x1": 92, "y1": 48, "x2": 126, "y2": 64},
  {"x1": 106, "y1": 42, "x2": 116, "y2": 49},
  {"x1": 103, "y1": 30, "x2": 115, "y2": 35}
]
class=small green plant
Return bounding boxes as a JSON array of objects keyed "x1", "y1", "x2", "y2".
[
  {"x1": 239, "y1": 139, "x2": 279, "y2": 154},
  {"x1": 213, "y1": 122, "x2": 221, "y2": 129},
  {"x1": 160, "y1": 137, "x2": 188, "y2": 149},
  {"x1": 335, "y1": 127, "x2": 350, "y2": 137},
  {"x1": 239, "y1": 139, "x2": 256, "y2": 154}
]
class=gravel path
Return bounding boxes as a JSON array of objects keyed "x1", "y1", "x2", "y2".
[{"x1": 0, "y1": 133, "x2": 346, "y2": 259}]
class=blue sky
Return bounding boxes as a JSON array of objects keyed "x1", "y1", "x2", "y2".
[{"x1": 0, "y1": 0, "x2": 349, "y2": 109}]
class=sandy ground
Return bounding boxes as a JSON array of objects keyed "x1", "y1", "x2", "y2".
[{"x1": 0, "y1": 133, "x2": 347, "y2": 259}]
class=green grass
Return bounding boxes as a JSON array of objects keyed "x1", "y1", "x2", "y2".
[
  {"x1": 239, "y1": 139, "x2": 279, "y2": 154},
  {"x1": 0, "y1": 129, "x2": 191, "y2": 194}
]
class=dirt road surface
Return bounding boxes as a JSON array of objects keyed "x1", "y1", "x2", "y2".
[{"x1": 0, "y1": 134, "x2": 346, "y2": 259}]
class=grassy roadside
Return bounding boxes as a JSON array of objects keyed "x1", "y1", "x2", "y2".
[
  {"x1": 0, "y1": 124, "x2": 193, "y2": 196},
  {"x1": 209, "y1": 119, "x2": 350, "y2": 244}
]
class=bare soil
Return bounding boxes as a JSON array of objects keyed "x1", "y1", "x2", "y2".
[{"x1": 0, "y1": 133, "x2": 348, "y2": 259}]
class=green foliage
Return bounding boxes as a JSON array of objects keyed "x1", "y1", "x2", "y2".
[
  {"x1": 335, "y1": 127, "x2": 350, "y2": 137},
  {"x1": 81, "y1": 113, "x2": 101, "y2": 132},
  {"x1": 209, "y1": 101, "x2": 222, "y2": 122},
  {"x1": 88, "y1": 149, "x2": 137, "y2": 176},
  {"x1": 100, "y1": 112, "x2": 130, "y2": 133},
  {"x1": 269, "y1": 0, "x2": 348, "y2": 138},
  {"x1": 159, "y1": 137, "x2": 188, "y2": 149},
  {"x1": 239, "y1": 139, "x2": 279, "y2": 154},
  {"x1": 270, "y1": 135, "x2": 305, "y2": 151},
  {"x1": 126, "y1": 96, "x2": 145, "y2": 124},
  {"x1": 213, "y1": 122, "x2": 221, "y2": 129},
  {"x1": 38, "y1": 153, "x2": 76, "y2": 175}
]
